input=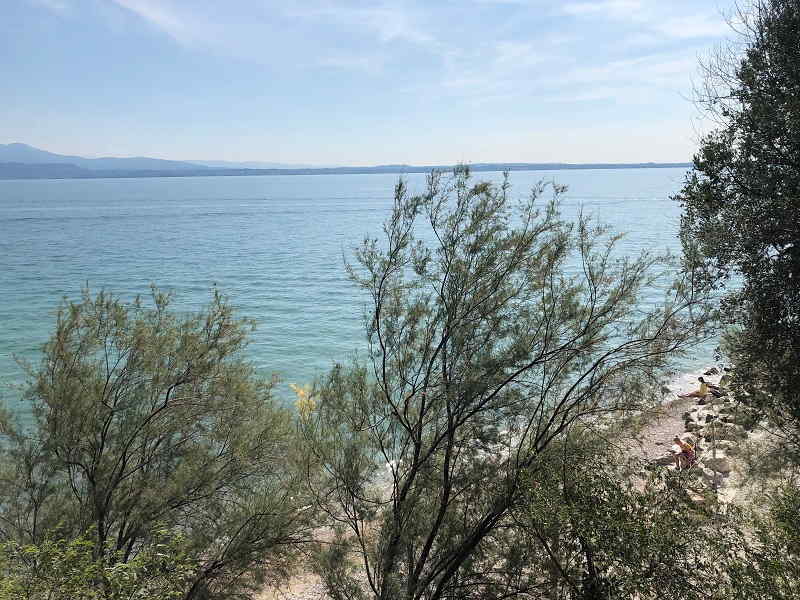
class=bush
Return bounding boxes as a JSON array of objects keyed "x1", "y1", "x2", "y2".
[{"x1": 0, "y1": 532, "x2": 193, "y2": 600}]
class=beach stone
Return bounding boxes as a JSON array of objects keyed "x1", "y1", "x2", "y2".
[
  {"x1": 704, "y1": 367, "x2": 720, "y2": 376},
  {"x1": 706, "y1": 423, "x2": 746, "y2": 442},
  {"x1": 685, "y1": 421, "x2": 702, "y2": 432},
  {"x1": 721, "y1": 413, "x2": 751, "y2": 427},
  {"x1": 723, "y1": 443, "x2": 740, "y2": 457},
  {"x1": 653, "y1": 453, "x2": 675, "y2": 466},
  {"x1": 701, "y1": 466, "x2": 725, "y2": 486},
  {"x1": 703, "y1": 455, "x2": 732, "y2": 473},
  {"x1": 711, "y1": 440, "x2": 735, "y2": 452}
]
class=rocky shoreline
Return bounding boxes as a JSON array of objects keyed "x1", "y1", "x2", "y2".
[{"x1": 642, "y1": 367, "x2": 760, "y2": 504}]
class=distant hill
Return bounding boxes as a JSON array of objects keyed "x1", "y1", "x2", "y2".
[
  {"x1": 0, "y1": 143, "x2": 691, "y2": 180},
  {"x1": 0, "y1": 143, "x2": 207, "y2": 171},
  {"x1": 0, "y1": 162, "x2": 90, "y2": 178}
]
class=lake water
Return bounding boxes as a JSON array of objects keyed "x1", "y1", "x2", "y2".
[{"x1": 0, "y1": 168, "x2": 714, "y2": 406}]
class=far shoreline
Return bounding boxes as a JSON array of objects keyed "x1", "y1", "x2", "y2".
[{"x1": 0, "y1": 162, "x2": 692, "y2": 182}]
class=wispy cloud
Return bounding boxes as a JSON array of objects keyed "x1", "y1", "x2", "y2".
[
  {"x1": 318, "y1": 54, "x2": 384, "y2": 74},
  {"x1": 653, "y1": 14, "x2": 729, "y2": 39},
  {"x1": 110, "y1": 0, "x2": 197, "y2": 44},
  {"x1": 562, "y1": 0, "x2": 728, "y2": 40},
  {"x1": 562, "y1": 53, "x2": 698, "y2": 89},
  {"x1": 493, "y1": 41, "x2": 550, "y2": 67},
  {"x1": 66, "y1": 0, "x2": 728, "y2": 105},
  {"x1": 29, "y1": 0, "x2": 72, "y2": 14},
  {"x1": 287, "y1": 3, "x2": 434, "y2": 46},
  {"x1": 562, "y1": 0, "x2": 643, "y2": 17},
  {"x1": 106, "y1": 0, "x2": 443, "y2": 74}
]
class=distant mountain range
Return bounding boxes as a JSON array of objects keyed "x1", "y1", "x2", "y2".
[
  {"x1": 0, "y1": 143, "x2": 691, "y2": 180},
  {"x1": 0, "y1": 142, "x2": 213, "y2": 171},
  {"x1": 0, "y1": 143, "x2": 325, "y2": 171},
  {"x1": 188, "y1": 159, "x2": 324, "y2": 169}
]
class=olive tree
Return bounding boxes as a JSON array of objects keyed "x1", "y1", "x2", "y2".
[
  {"x1": 676, "y1": 0, "x2": 800, "y2": 440},
  {"x1": 301, "y1": 168, "x2": 711, "y2": 600},
  {"x1": 0, "y1": 289, "x2": 314, "y2": 599}
]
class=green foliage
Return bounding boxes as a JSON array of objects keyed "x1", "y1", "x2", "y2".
[
  {"x1": 676, "y1": 0, "x2": 800, "y2": 440},
  {"x1": 510, "y1": 434, "x2": 737, "y2": 600},
  {"x1": 676, "y1": 6, "x2": 800, "y2": 590},
  {"x1": 301, "y1": 168, "x2": 711, "y2": 599},
  {"x1": 0, "y1": 531, "x2": 193, "y2": 600},
  {"x1": 724, "y1": 483, "x2": 800, "y2": 600},
  {"x1": 447, "y1": 431, "x2": 800, "y2": 600},
  {"x1": 0, "y1": 289, "x2": 315, "y2": 599}
]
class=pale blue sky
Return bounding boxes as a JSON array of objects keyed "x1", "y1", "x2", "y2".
[{"x1": 2, "y1": 0, "x2": 735, "y2": 165}]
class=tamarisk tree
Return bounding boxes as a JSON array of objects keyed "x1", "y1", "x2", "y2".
[
  {"x1": 301, "y1": 168, "x2": 711, "y2": 600},
  {"x1": 0, "y1": 289, "x2": 314, "y2": 599}
]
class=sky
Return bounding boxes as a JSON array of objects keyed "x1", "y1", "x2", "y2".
[{"x1": 1, "y1": 0, "x2": 737, "y2": 165}]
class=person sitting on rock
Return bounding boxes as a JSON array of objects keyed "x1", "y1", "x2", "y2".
[
  {"x1": 673, "y1": 436, "x2": 696, "y2": 470},
  {"x1": 678, "y1": 377, "x2": 710, "y2": 399},
  {"x1": 696, "y1": 376, "x2": 725, "y2": 397}
]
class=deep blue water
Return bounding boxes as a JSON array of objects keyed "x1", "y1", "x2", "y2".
[{"x1": 0, "y1": 168, "x2": 710, "y2": 406}]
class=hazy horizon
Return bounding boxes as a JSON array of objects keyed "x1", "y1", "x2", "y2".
[
  {"x1": 0, "y1": 141, "x2": 694, "y2": 169},
  {"x1": 4, "y1": 0, "x2": 736, "y2": 165}
]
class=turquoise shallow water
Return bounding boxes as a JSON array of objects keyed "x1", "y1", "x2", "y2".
[{"x1": 0, "y1": 168, "x2": 712, "y2": 405}]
